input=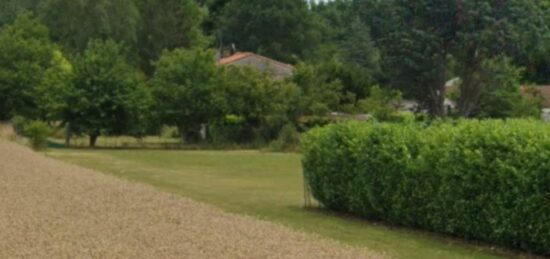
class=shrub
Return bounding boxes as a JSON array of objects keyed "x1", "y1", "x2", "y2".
[
  {"x1": 11, "y1": 115, "x2": 27, "y2": 136},
  {"x1": 269, "y1": 124, "x2": 301, "y2": 152},
  {"x1": 209, "y1": 115, "x2": 251, "y2": 144},
  {"x1": 160, "y1": 125, "x2": 179, "y2": 139},
  {"x1": 23, "y1": 120, "x2": 52, "y2": 150},
  {"x1": 302, "y1": 120, "x2": 550, "y2": 255}
]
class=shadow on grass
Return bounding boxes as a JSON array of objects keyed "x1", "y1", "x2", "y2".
[
  {"x1": 47, "y1": 140, "x2": 263, "y2": 151},
  {"x1": 294, "y1": 205, "x2": 544, "y2": 259}
]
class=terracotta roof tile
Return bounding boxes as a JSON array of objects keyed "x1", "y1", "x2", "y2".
[
  {"x1": 217, "y1": 52, "x2": 254, "y2": 65},
  {"x1": 217, "y1": 52, "x2": 294, "y2": 69}
]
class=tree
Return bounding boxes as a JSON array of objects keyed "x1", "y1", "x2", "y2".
[
  {"x1": 151, "y1": 48, "x2": 217, "y2": 143},
  {"x1": 213, "y1": 65, "x2": 300, "y2": 143},
  {"x1": 361, "y1": 0, "x2": 548, "y2": 117},
  {"x1": 453, "y1": 0, "x2": 548, "y2": 117},
  {"x1": 199, "y1": 0, "x2": 232, "y2": 35},
  {"x1": 372, "y1": 0, "x2": 458, "y2": 117},
  {"x1": 218, "y1": 0, "x2": 322, "y2": 63},
  {"x1": 34, "y1": 50, "x2": 74, "y2": 122},
  {"x1": 40, "y1": 0, "x2": 140, "y2": 55},
  {"x1": 357, "y1": 86, "x2": 403, "y2": 122},
  {"x1": 339, "y1": 18, "x2": 380, "y2": 74},
  {"x1": 292, "y1": 62, "x2": 344, "y2": 116},
  {"x1": 291, "y1": 60, "x2": 375, "y2": 116},
  {"x1": 474, "y1": 57, "x2": 542, "y2": 119},
  {"x1": 0, "y1": 14, "x2": 59, "y2": 120},
  {"x1": 135, "y1": 0, "x2": 207, "y2": 74},
  {"x1": 68, "y1": 39, "x2": 150, "y2": 147},
  {"x1": 0, "y1": 0, "x2": 42, "y2": 27}
]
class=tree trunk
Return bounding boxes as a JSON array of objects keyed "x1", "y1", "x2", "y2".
[
  {"x1": 89, "y1": 134, "x2": 98, "y2": 148},
  {"x1": 457, "y1": 51, "x2": 482, "y2": 118},
  {"x1": 458, "y1": 69, "x2": 482, "y2": 117},
  {"x1": 429, "y1": 84, "x2": 446, "y2": 117},
  {"x1": 428, "y1": 67, "x2": 447, "y2": 118},
  {"x1": 64, "y1": 123, "x2": 72, "y2": 148}
]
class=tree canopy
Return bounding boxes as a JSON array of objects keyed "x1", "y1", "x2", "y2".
[
  {"x1": 68, "y1": 39, "x2": 150, "y2": 146},
  {"x1": 218, "y1": 0, "x2": 322, "y2": 63},
  {"x1": 151, "y1": 48, "x2": 217, "y2": 142},
  {"x1": 0, "y1": 14, "x2": 59, "y2": 120},
  {"x1": 1, "y1": 0, "x2": 549, "y2": 147}
]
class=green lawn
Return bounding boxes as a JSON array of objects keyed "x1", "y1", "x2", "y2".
[{"x1": 47, "y1": 148, "x2": 530, "y2": 259}]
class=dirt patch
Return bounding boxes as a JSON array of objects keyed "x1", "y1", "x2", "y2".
[{"x1": 0, "y1": 140, "x2": 384, "y2": 258}]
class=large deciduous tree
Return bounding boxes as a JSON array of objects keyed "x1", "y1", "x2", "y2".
[
  {"x1": 68, "y1": 39, "x2": 150, "y2": 147},
  {"x1": 151, "y1": 48, "x2": 217, "y2": 143},
  {"x1": 453, "y1": 0, "x2": 548, "y2": 117},
  {"x1": 0, "y1": 14, "x2": 60, "y2": 120},
  {"x1": 213, "y1": 65, "x2": 300, "y2": 143},
  {"x1": 362, "y1": 0, "x2": 548, "y2": 117}
]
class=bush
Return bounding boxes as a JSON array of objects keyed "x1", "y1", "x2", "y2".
[
  {"x1": 269, "y1": 124, "x2": 301, "y2": 152},
  {"x1": 23, "y1": 120, "x2": 52, "y2": 150},
  {"x1": 11, "y1": 115, "x2": 27, "y2": 136},
  {"x1": 302, "y1": 120, "x2": 550, "y2": 255},
  {"x1": 160, "y1": 125, "x2": 179, "y2": 139},
  {"x1": 209, "y1": 115, "x2": 252, "y2": 144}
]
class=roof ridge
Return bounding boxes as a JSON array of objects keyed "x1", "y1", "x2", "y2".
[{"x1": 217, "y1": 52, "x2": 293, "y2": 69}]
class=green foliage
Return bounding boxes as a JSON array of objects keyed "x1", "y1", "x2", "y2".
[
  {"x1": 291, "y1": 62, "x2": 343, "y2": 115},
  {"x1": 0, "y1": 14, "x2": 58, "y2": 120},
  {"x1": 11, "y1": 115, "x2": 28, "y2": 136},
  {"x1": 291, "y1": 60, "x2": 378, "y2": 116},
  {"x1": 135, "y1": 0, "x2": 207, "y2": 73},
  {"x1": 474, "y1": 57, "x2": 543, "y2": 119},
  {"x1": 339, "y1": 18, "x2": 380, "y2": 74},
  {"x1": 362, "y1": 0, "x2": 549, "y2": 117},
  {"x1": 152, "y1": 48, "x2": 217, "y2": 142},
  {"x1": 214, "y1": 65, "x2": 300, "y2": 143},
  {"x1": 268, "y1": 123, "x2": 301, "y2": 152},
  {"x1": 69, "y1": 39, "x2": 151, "y2": 146},
  {"x1": 23, "y1": 120, "x2": 52, "y2": 150},
  {"x1": 302, "y1": 120, "x2": 550, "y2": 255},
  {"x1": 34, "y1": 50, "x2": 74, "y2": 122},
  {"x1": 0, "y1": 0, "x2": 41, "y2": 27},
  {"x1": 209, "y1": 115, "x2": 249, "y2": 144},
  {"x1": 218, "y1": 0, "x2": 321, "y2": 63},
  {"x1": 40, "y1": 0, "x2": 140, "y2": 55},
  {"x1": 159, "y1": 125, "x2": 179, "y2": 139},
  {"x1": 357, "y1": 86, "x2": 402, "y2": 122},
  {"x1": 453, "y1": 0, "x2": 548, "y2": 116}
]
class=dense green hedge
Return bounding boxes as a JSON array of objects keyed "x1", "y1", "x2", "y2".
[{"x1": 302, "y1": 120, "x2": 550, "y2": 254}]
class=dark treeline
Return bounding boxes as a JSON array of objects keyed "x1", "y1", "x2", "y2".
[{"x1": 0, "y1": 0, "x2": 549, "y2": 146}]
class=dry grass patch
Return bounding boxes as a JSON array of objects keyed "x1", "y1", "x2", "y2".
[{"x1": 0, "y1": 139, "x2": 384, "y2": 258}]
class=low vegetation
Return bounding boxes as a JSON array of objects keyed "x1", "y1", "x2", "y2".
[
  {"x1": 302, "y1": 120, "x2": 550, "y2": 255},
  {"x1": 1, "y1": 0, "x2": 549, "y2": 257},
  {"x1": 0, "y1": 140, "x2": 378, "y2": 259},
  {"x1": 49, "y1": 147, "x2": 537, "y2": 259}
]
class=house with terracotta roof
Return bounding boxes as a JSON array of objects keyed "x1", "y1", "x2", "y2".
[{"x1": 216, "y1": 52, "x2": 294, "y2": 80}]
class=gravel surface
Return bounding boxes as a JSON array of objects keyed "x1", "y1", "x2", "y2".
[{"x1": 0, "y1": 139, "x2": 384, "y2": 259}]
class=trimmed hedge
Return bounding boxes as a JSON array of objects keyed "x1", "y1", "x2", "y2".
[{"x1": 302, "y1": 120, "x2": 550, "y2": 254}]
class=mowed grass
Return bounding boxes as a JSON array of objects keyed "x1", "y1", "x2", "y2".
[{"x1": 47, "y1": 148, "x2": 529, "y2": 259}]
